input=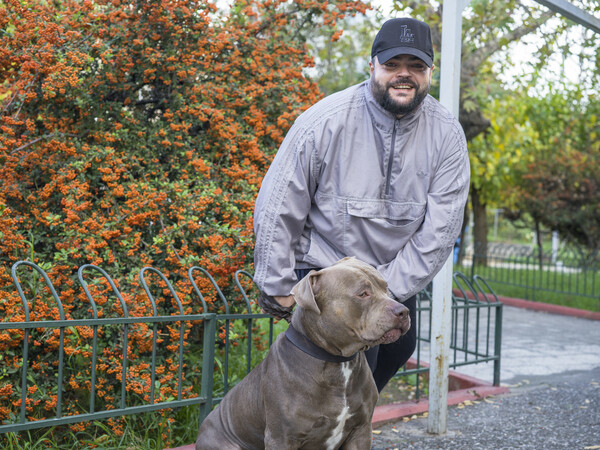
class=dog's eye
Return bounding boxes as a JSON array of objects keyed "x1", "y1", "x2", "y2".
[{"x1": 358, "y1": 291, "x2": 370, "y2": 298}]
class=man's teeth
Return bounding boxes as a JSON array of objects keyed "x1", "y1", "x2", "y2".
[{"x1": 393, "y1": 85, "x2": 412, "y2": 89}]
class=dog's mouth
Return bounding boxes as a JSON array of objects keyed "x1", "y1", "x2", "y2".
[
  {"x1": 378, "y1": 328, "x2": 402, "y2": 344},
  {"x1": 376, "y1": 320, "x2": 411, "y2": 345}
]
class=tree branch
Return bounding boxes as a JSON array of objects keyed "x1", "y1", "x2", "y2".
[
  {"x1": 10, "y1": 132, "x2": 80, "y2": 154},
  {"x1": 464, "y1": 9, "x2": 555, "y2": 76}
]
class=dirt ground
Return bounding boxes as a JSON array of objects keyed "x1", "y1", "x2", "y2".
[{"x1": 377, "y1": 374, "x2": 428, "y2": 406}]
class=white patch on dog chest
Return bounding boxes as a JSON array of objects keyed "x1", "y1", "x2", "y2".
[{"x1": 325, "y1": 362, "x2": 353, "y2": 450}]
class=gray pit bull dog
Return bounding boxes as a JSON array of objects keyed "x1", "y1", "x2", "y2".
[{"x1": 196, "y1": 257, "x2": 411, "y2": 449}]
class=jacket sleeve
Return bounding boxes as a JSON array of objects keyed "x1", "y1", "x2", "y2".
[
  {"x1": 253, "y1": 122, "x2": 318, "y2": 297},
  {"x1": 377, "y1": 130, "x2": 470, "y2": 301}
]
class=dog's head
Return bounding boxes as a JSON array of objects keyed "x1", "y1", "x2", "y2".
[{"x1": 290, "y1": 257, "x2": 411, "y2": 357}]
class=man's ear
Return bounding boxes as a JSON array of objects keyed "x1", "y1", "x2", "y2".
[{"x1": 291, "y1": 271, "x2": 321, "y2": 314}]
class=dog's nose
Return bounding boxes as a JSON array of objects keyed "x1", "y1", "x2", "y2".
[{"x1": 391, "y1": 302, "x2": 409, "y2": 320}]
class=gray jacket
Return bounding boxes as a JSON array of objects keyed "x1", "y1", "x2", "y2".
[{"x1": 254, "y1": 80, "x2": 470, "y2": 301}]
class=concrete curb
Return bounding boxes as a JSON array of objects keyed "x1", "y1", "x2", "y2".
[{"x1": 453, "y1": 289, "x2": 600, "y2": 321}]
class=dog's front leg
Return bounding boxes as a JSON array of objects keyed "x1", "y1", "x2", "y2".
[{"x1": 339, "y1": 424, "x2": 373, "y2": 450}]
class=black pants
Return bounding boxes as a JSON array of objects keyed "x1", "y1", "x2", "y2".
[{"x1": 295, "y1": 268, "x2": 417, "y2": 393}]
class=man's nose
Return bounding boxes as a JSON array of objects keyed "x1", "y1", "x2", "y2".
[{"x1": 395, "y1": 63, "x2": 412, "y2": 76}]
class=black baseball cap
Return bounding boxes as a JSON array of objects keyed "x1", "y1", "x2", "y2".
[{"x1": 371, "y1": 18, "x2": 434, "y2": 67}]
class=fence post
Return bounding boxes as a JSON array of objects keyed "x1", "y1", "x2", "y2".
[
  {"x1": 199, "y1": 314, "x2": 217, "y2": 427},
  {"x1": 493, "y1": 303, "x2": 503, "y2": 386}
]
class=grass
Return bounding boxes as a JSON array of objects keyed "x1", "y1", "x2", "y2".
[{"x1": 0, "y1": 409, "x2": 192, "y2": 449}]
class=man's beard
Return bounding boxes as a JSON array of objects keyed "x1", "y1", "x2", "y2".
[{"x1": 371, "y1": 77, "x2": 430, "y2": 116}]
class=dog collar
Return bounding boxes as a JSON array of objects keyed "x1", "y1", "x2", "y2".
[{"x1": 285, "y1": 323, "x2": 357, "y2": 363}]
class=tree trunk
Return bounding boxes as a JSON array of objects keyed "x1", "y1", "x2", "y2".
[
  {"x1": 456, "y1": 202, "x2": 469, "y2": 266},
  {"x1": 534, "y1": 219, "x2": 544, "y2": 272},
  {"x1": 471, "y1": 187, "x2": 488, "y2": 267}
]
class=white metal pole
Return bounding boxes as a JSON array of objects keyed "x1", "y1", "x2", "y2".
[{"x1": 428, "y1": 0, "x2": 466, "y2": 435}]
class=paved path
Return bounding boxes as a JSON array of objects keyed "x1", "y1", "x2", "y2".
[
  {"x1": 453, "y1": 305, "x2": 600, "y2": 383},
  {"x1": 372, "y1": 367, "x2": 600, "y2": 449},
  {"x1": 372, "y1": 306, "x2": 600, "y2": 449}
]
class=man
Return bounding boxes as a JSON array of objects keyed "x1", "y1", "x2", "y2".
[{"x1": 253, "y1": 17, "x2": 470, "y2": 392}]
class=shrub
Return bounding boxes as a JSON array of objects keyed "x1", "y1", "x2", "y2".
[{"x1": 0, "y1": 0, "x2": 368, "y2": 445}]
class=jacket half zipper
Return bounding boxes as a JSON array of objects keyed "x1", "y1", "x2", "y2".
[{"x1": 384, "y1": 121, "x2": 397, "y2": 197}]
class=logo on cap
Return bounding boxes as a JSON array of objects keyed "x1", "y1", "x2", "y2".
[{"x1": 399, "y1": 25, "x2": 414, "y2": 43}]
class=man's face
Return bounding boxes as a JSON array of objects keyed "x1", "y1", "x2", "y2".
[{"x1": 369, "y1": 54, "x2": 433, "y2": 117}]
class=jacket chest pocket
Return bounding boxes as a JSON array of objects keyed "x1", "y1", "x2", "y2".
[
  {"x1": 344, "y1": 199, "x2": 426, "y2": 261},
  {"x1": 347, "y1": 199, "x2": 426, "y2": 227}
]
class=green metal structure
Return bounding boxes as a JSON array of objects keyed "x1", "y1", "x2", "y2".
[{"x1": 0, "y1": 261, "x2": 501, "y2": 435}]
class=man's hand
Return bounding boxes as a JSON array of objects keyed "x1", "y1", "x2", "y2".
[
  {"x1": 275, "y1": 295, "x2": 295, "y2": 308},
  {"x1": 258, "y1": 292, "x2": 296, "y2": 322}
]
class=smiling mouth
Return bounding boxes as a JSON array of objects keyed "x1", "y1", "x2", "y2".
[{"x1": 391, "y1": 84, "x2": 414, "y2": 91}]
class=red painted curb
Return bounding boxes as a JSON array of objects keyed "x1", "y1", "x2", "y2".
[
  {"x1": 497, "y1": 295, "x2": 600, "y2": 320},
  {"x1": 372, "y1": 384, "x2": 510, "y2": 428},
  {"x1": 371, "y1": 359, "x2": 510, "y2": 428},
  {"x1": 452, "y1": 289, "x2": 600, "y2": 321}
]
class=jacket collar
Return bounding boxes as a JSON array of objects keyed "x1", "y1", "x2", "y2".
[{"x1": 285, "y1": 322, "x2": 357, "y2": 363}]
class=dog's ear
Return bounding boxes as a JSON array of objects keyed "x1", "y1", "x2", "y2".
[{"x1": 291, "y1": 271, "x2": 321, "y2": 314}]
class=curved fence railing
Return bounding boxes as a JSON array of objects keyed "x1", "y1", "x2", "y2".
[{"x1": 0, "y1": 261, "x2": 502, "y2": 436}]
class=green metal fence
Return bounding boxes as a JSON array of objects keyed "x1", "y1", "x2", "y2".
[
  {"x1": 0, "y1": 261, "x2": 502, "y2": 436},
  {"x1": 393, "y1": 271, "x2": 503, "y2": 400},
  {"x1": 466, "y1": 242, "x2": 600, "y2": 311}
]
